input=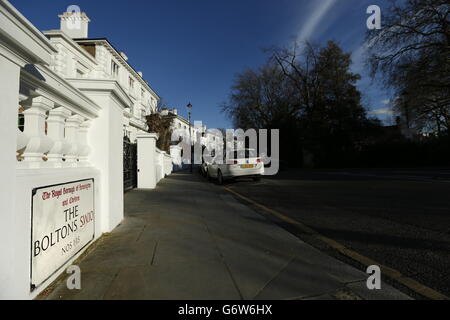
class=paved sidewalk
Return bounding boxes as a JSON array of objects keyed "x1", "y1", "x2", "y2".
[{"x1": 45, "y1": 172, "x2": 411, "y2": 300}]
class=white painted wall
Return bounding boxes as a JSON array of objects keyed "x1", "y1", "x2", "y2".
[
  {"x1": 0, "y1": 54, "x2": 21, "y2": 299},
  {"x1": 164, "y1": 153, "x2": 173, "y2": 176},
  {"x1": 156, "y1": 150, "x2": 164, "y2": 182},
  {"x1": 85, "y1": 93, "x2": 124, "y2": 232},
  {"x1": 0, "y1": 0, "x2": 174, "y2": 299},
  {"x1": 170, "y1": 145, "x2": 183, "y2": 171},
  {"x1": 14, "y1": 168, "x2": 101, "y2": 299}
]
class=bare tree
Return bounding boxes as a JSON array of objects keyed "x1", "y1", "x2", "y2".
[
  {"x1": 223, "y1": 41, "x2": 378, "y2": 167},
  {"x1": 272, "y1": 41, "x2": 373, "y2": 152},
  {"x1": 146, "y1": 98, "x2": 174, "y2": 152},
  {"x1": 366, "y1": 0, "x2": 450, "y2": 134},
  {"x1": 222, "y1": 62, "x2": 298, "y2": 130}
]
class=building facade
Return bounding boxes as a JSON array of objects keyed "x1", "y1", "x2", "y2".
[
  {"x1": 0, "y1": 1, "x2": 171, "y2": 299},
  {"x1": 43, "y1": 11, "x2": 159, "y2": 142}
]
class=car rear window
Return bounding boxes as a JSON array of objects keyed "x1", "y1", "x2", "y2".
[{"x1": 227, "y1": 150, "x2": 258, "y2": 159}]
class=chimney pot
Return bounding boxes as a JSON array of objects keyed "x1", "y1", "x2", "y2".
[{"x1": 120, "y1": 52, "x2": 128, "y2": 61}]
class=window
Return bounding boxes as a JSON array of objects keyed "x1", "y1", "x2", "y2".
[
  {"x1": 141, "y1": 88, "x2": 145, "y2": 99},
  {"x1": 227, "y1": 149, "x2": 258, "y2": 160},
  {"x1": 129, "y1": 77, "x2": 135, "y2": 90},
  {"x1": 76, "y1": 69, "x2": 84, "y2": 78},
  {"x1": 111, "y1": 60, "x2": 119, "y2": 78}
]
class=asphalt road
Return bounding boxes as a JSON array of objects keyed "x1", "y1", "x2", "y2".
[{"x1": 218, "y1": 168, "x2": 450, "y2": 299}]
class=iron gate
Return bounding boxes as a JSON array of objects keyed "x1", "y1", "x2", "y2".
[{"x1": 123, "y1": 136, "x2": 138, "y2": 191}]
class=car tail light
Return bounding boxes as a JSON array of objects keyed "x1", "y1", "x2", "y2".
[
  {"x1": 257, "y1": 159, "x2": 263, "y2": 163},
  {"x1": 227, "y1": 160, "x2": 238, "y2": 165}
]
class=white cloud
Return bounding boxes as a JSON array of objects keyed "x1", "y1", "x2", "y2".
[
  {"x1": 381, "y1": 99, "x2": 391, "y2": 105},
  {"x1": 368, "y1": 108, "x2": 393, "y2": 116},
  {"x1": 351, "y1": 30, "x2": 384, "y2": 74},
  {"x1": 297, "y1": 0, "x2": 338, "y2": 43},
  {"x1": 351, "y1": 43, "x2": 368, "y2": 73}
]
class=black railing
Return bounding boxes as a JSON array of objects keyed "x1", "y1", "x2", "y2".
[{"x1": 123, "y1": 137, "x2": 137, "y2": 192}]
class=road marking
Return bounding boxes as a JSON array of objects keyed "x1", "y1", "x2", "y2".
[{"x1": 224, "y1": 186, "x2": 450, "y2": 301}]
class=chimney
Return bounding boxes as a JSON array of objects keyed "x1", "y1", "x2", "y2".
[
  {"x1": 59, "y1": 11, "x2": 90, "y2": 39},
  {"x1": 171, "y1": 109, "x2": 178, "y2": 116}
]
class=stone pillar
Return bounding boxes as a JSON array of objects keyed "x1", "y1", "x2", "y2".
[
  {"x1": 170, "y1": 145, "x2": 182, "y2": 171},
  {"x1": 164, "y1": 153, "x2": 173, "y2": 176},
  {"x1": 21, "y1": 96, "x2": 54, "y2": 168},
  {"x1": 65, "y1": 114, "x2": 84, "y2": 165},
  {"x1": 0, "y1": 54, "x2": 21, "y2": 299},
  {"x1": 158, "y1": 151, "x2": 164, "y2": 182},
  {"x1": 77, "y1": 120, "x2": 92, "y2": 166},
  {"x1": 137, "y1": 133, "x2": 158, "y2": 189},
  {"x1": 46, "y1": 107, "x2": 71, "y2": 166},
  {"x1": 17, "y1": 94, "x2": 30, "y2": 153},
  {"x1": 87, "y1": 93, "x2": 125, "y2": 233}
]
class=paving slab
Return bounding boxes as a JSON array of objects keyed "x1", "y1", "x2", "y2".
[
  {"x1": 346, "y1": 281, "x2": 413, "y2": 300},
  {"x1": 44, "y1": 172, "x2": 412, "y2": 300}
]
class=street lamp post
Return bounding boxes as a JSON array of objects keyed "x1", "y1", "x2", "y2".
[{"x1": 187, "y1": 103, "x2": 193, "y2": 173}]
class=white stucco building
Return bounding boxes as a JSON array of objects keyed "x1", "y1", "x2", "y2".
[
  {"x1": 160, "y1": 108, "x2": 201, "y2": 144},
  {"x1": 0, "y1": 1, "x2": 172, "y2": 299},
  {"x1": 43, "y1": 12, "x2": 159, "y2": 142},
  {"x1": 162, "y1": 108, "x2": 224, "y2": 169}
]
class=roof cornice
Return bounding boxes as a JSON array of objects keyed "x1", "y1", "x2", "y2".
[
  {"x1": 43, "y1": 30, "x2": 98, "y2": 65},
  {"x1": 74, "y1": 38, "x2": 160, "y2": 100},
  {"x1": 0, "y1": 0, "x2": 57, "y2": 66},
  {"x1": 67, "y1": 78, "x2": 133, "y2": 109},
  {"x1": 21, "y1": 64, "x2": 101, "y2": 119}
]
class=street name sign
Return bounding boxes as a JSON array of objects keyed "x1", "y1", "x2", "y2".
[{"x1": 31, "y1": 179, "x2": 95, "y2": 290}]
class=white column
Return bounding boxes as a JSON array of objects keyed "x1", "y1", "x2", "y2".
[
  {"x1": 0, "y1": 54, "x2": 20, "y2": 299},
  {"x1": 164, "y1": 153, "x2": 173, "y2": 176},
  {"x1": 17, "y1": 94, "x2": 30, "y2": 154},
  {"x1": 21, "y1": 96, "x2": 54, "y2": 168},
  {"x1": 77, "y1": 120, "x2": 92, "y2": 166},
  {"x1": 46, "y1": 107, "x2": 71, "y2": 166},
  {"x1": 137, "y1": 133, "x2": 158, "y2": 189},
  {"x1": 161, "y1": 151, "x2": 167, "y2": 179},
  {"x1": 17, "y1": 128, "x2": 29, "y2": 154},
  {"x1": 170, "y1": 145, "x2": 182, "y2": 171},
  {"x1": 88, "y1": 94, "x2": 125, "y2": 232},
  {"x1": 64, "y1": 114, "x2": 84, "y2": 165},
  {"x1": 158, "y1": 151, "x2": 164, "y2": 182}
]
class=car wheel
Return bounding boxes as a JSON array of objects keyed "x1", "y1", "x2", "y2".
[{"x1": 217, "y1": 171, "x2": 224, "y2": 185}]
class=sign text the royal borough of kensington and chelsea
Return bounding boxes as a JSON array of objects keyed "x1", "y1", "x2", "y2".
[{"x1": 31, "y1": 179, "x2": 95, "y2": 290}]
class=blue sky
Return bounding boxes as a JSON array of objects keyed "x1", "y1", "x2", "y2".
[{"x1": 10, "y1": 0, "x2": 394, "y2": 129}]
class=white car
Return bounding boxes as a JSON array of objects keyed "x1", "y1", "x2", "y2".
[
  {"x1": 200, "y1": 162, "x2": 209, "y2": 177},
  {"x1": 207, "y1": 149, "x2": 264, "y2": 185}
]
